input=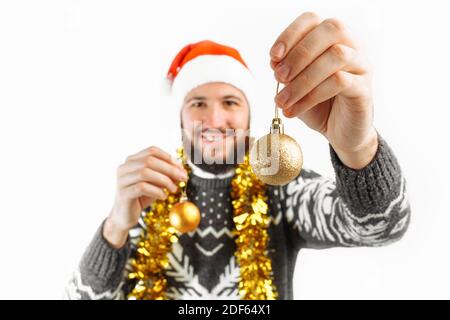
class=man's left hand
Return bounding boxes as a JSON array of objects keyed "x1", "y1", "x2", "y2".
[{"x1": 270, "y1": 12, "x2": 378, "y2": 170}]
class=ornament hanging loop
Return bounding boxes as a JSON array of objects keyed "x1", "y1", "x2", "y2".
[
  {"x1": 176, "y1": 147, "x2": 189, "y2": 202},
  {"x1": 274, "y1": 82, "x2": 280, "y2": 119},
  {"x1": 271, "y1": 82, "x2": 284, "y2": 134}
]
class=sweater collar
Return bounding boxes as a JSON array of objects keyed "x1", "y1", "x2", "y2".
[
  {"x1": 187, "y1": 159, "x2": 235, "y2": 179},
  {"x1": 187, "y1": 160, "x2": 235, "y2": 189}
]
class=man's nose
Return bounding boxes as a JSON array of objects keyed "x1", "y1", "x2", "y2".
[{"x1": 204, "y1": 105, "x2": 227, "y2": 128}]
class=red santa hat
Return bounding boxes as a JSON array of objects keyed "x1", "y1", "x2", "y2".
[{"x1": 166, "y1": 40, "x2": 255, "y2": 112}]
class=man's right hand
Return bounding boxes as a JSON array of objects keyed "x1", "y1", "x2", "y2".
[{"x1": 103, "y1": 146, "x2": 188, "y2": 248}]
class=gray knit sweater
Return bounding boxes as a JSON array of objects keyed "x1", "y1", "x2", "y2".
[{"x1": 64, "y1": 134, "x2": 411, "y2": 299}]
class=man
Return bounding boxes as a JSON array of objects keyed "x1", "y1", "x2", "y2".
[{"x1": 65, "y1": 12, "x2": 411, "y2": 300}]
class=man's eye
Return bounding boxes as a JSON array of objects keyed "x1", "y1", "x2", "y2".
[
  {"x1": 224, "y1": 100, "x2": 238, "y2": 107},
  {"x1": 192, "y1": 102, "x2": 205, "y2": 108}
]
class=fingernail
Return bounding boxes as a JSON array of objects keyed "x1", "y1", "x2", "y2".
[
  {"x1": 271, "y1": 42, "x2": 285, "y2": 60},
  {"x1": 270, "y1": 60, "x2": 277, "y2": 70},
  {"x1": 179, "y1": 170, "x2": 188, "y2": 180},
  {"x1": 276, "y1": 63, "x2": 290, "y2": 81},
  {"x1": 284, "y1": 107, "x2": 294, "y2": 118},
  {"x1": 276, "y1": 88, "x2": 291, "y2": 107}
]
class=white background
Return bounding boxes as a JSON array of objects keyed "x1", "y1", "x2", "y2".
[{"x1": 0, "y1": 0, "x2": 449, "y2": 299}]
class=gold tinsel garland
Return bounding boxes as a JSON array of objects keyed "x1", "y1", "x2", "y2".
[
  {"x1": 231, "y1": 156, "x2": 277, "y2": 300},
  {"x1": 127, "y1": 149, "x2": 278, "y2": 300}
]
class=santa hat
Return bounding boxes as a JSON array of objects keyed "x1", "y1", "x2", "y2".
[{"x1": 165, "y1": 40, "x2": 255, "y2": 111}]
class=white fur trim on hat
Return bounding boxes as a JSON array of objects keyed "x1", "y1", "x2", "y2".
[{"x1": 171, "y1": 55, "x2": 255, "y2": 109}]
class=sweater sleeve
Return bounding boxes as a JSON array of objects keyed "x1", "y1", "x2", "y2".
[
  {"x1": 280, "y1": 133, "x2": 411, "y2": 249},
  {"x1": 64, "y1": 220, "x2": 131, "y2": 300}
]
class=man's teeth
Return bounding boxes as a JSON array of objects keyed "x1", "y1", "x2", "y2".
[{"x1": 204, "y1": 135, "x2": 223, "y2": 142}]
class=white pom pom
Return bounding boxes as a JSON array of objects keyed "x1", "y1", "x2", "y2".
[{"x1": 161, "y1": 77, "x2": 173, "y2": 96}]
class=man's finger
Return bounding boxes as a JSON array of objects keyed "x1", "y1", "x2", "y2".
[
  {"x1": 126, "y1": 146, "x2": 182, "y2": 169},
  {"x1": 270, "y1": 12, "x2": 321, "y2": 62},
  {"x1": 118, "y1": 156, "x2": 187, "y2": 182},
  {"x1": 275, "y1": 44, "x2": 357, "y2": 109},
  {"x1": 274, "y1": 18, "x2": 356, "y2": 84},
  {"x1": 145, "y1": 156, "x2": 188, "y2": 182},
  {"x1": 283, "y1": 71, "x2": 354, "y2": 118},
  {"x1": 270, "y1": 59, "x2": 279, "y2": 70},
  {"x1": 125, "y1": 146, "x2": 155, "y2": 161},
  {"x1": 119, "y1": 167, "x2": 179, "y2": 193},
  {"x1": 124, "y1": 182, "x2": 167, "y2": 201}
]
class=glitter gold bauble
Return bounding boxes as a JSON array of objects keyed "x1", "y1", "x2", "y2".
[
  {"x1": 250, "y1": 118, "x2": 303, "y2": 186},
  {"x1": 169, "y1": 200, "x2": 201, "y2": 233}
]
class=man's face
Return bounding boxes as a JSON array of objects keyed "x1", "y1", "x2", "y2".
[{"x1": 181, "y1": 82, "x2": 250, "y2": 169}]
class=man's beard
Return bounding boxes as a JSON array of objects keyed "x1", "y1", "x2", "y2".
[{"x1": 183, "y1": 134, "x2": 250, "y2": 175}]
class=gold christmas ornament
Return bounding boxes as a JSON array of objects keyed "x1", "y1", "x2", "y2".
[
  {"x1": 169, "y1": 195, "x2": 201, "y2": 233},
  {"x1": 168, "y1": 149, "x2": 201, "y2": 233},
  {"x1": 250, "y1": 83, "x2": 303, "y2": 186}
]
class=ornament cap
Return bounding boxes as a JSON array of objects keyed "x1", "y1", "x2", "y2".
[{"x1": 270, "y1": 117, "x2": 284, "y2": 134}]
